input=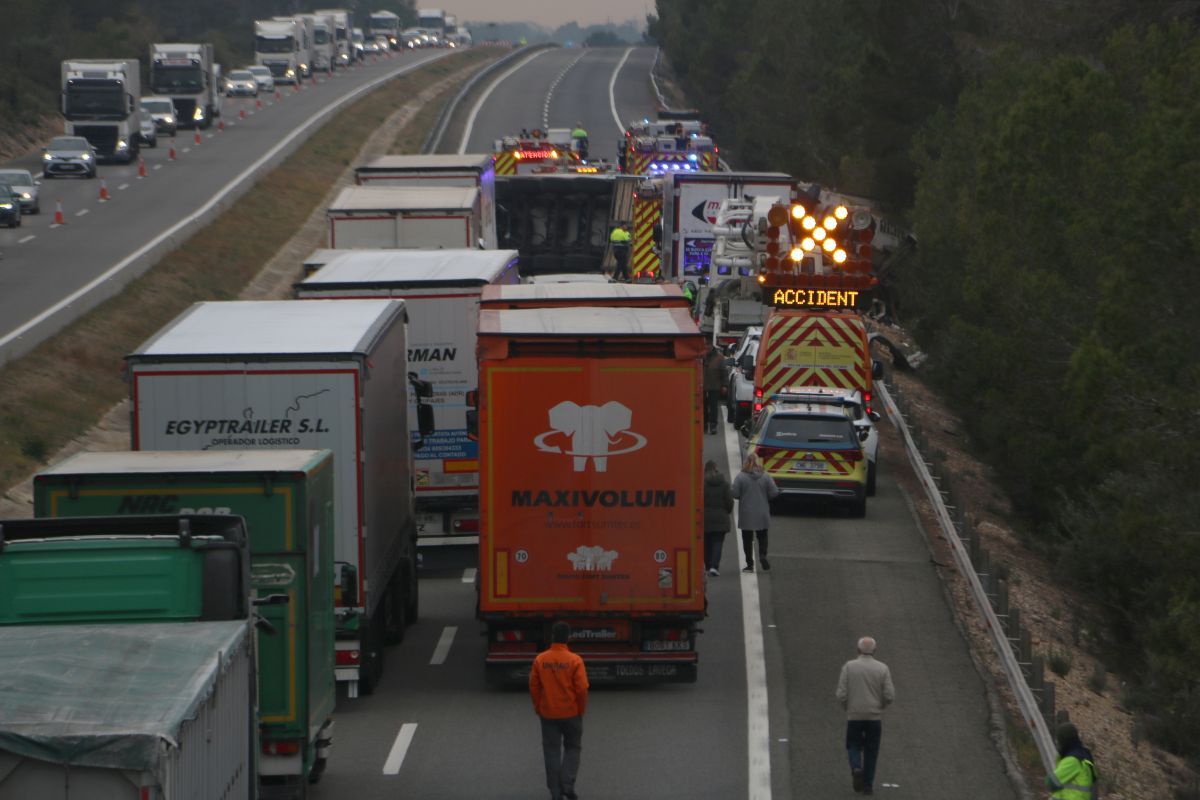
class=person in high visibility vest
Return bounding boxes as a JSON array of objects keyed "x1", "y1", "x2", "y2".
[
  {"x1": 609, "y1": 223, "x2": 632, "y2": 281},
  {"x1": 571, "y1": 121, "x2": 589, "y2": 159},
  {"x1": 1046, "y1": 722, "x2": 1098, "y2": 799}
]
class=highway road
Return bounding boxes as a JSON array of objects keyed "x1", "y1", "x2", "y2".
[
  {"x1": 305, "y1": 47, "x2": 1020, "y2": 800},
  {"x1": 0, "y1": 48, "x2": 450, "y2": 363}
]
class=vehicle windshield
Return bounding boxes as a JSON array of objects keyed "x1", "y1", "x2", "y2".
[
  {"x1": 314, "y1": 30, "x2": 330, "y2": 44},
  {"x1": 0, "y1": 171, "x2": 32, "y2": 187},
  {"x1": 759, "y1": 415, "x2": 854, "y2": 448},
  {"x1": 49, "y1": 137, "x2": 90, "y2": 152},
  {"x1": 141, "y1": 99, "x2": 174, "y2": 113},
  {"x1": 256, "y1": 35, "x2": 295, "y2": 53},
  {"x1": 151, "y1": 66, "x2": 203, "y2": 93},
  {"x1": 63, "y1": 83, "x2": 126, "y2": 118},
  {"x1": 248, "y1": 67, "x2": 270, "y2": 75}
]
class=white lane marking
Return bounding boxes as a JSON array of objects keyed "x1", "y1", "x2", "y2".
[
  {"x1": 429, "y1": 626, "x2": 457, "y2": 665},
  {"x1": 0, "y1": 51, "x2": 451, "y2": 355},
  {"x1": 49, "y1": 223, "x2": 61, "y2": 229},
  {"x1": 118, "y1": 183, "x2": 130, "y2": 190},
  {"x1": 75, "y1": 209, "x2": 89, "y2": 217},
  {"x1": 153, "y1": 164, "x2": 163, "y2": 170},
  {"x1": 461, "y1": 567, "x2": 477, "y2": 584},
  {"x1": 724, "y1": 420, "x2": 772, "y2": 800},
  {"x1": 382, "y1": 723, "x2": 418, "y2": 775},
  {"x1": 609, "y1": 47, "x2": 634, "y2": 134},
  {"x1": 542, "y1": 51, "x2": 586, "y2": 130},
  {"x1": 182, "y1": 147, "x2": 191, "y2": 153},
  {"x1": 18, "y1": 235, "x2": 35, "y2": 244},
  {"x1": 458, "y1": 48, "x2": 551, "y2": 154}
]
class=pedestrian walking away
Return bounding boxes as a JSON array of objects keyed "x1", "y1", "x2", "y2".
[
  {"x1": 702, "y1": 459, "x2": 734, "y2": 576},
  {"x1": 836, "y1": 636, "x2": 895, "y2": 795},
  {"x1": 702, "y1": 345, "x2": 725, "y2": 434},
  {"x1": 730, "y1": 453, "x2": 779, "y2": 572},
  {"x1": 530, "y1": 621, "x2": 590, "y2": 800},
  {"x1": 609, "y1": 223, "x2": 632, "y2": 281},
  {"x1": 1046, "y1": 722, "x2": 1098, "y2": 799}
]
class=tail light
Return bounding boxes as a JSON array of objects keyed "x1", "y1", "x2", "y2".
[
  {"x1": 262, "y1": 739, "x2": 302, "y2": 756},
  {"x1": 754, "y1": 402, "x2": 763, "y2": 413},
  {"x1": 496, "y1": 629, "x2": 526, "y2": 642},
  {"x1": 840, "y1": 449, "x2": 864, "y2": 463},
  {"x1": 452, "y1": 518, "x2": 479, "y2": 533},
  {"x1": 754, "y1": 445, "x2": 783, "y2": 458},
  {"x1": 335, "y1": 649, "x2": 360, "y2": 666},
  {"x1": 863, "y1": 390, "x2": 873, "y2": 415}
]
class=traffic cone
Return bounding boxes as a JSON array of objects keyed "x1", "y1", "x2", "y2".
[
  {"x1": 194, "y1": 131, "x2": 201, "y2": 146},
  {"x1": 53, "y1": 199, "x2": 65, "y2": 225},
  {"x1": 218, "y1": 118, "x2": 225, "y2": 131},
  {"x1": 98, "y1": 179, "x2": 109, "y2": 202},
  {"x1": 293, "y1": 80, "x2": 300, "y2": 93},
  {"x1": 169, "y1": 140, "x2": 176, "y2": 160},
  {"x1": 255, "y1": 97, "x2": 262, "y2": 109},
  {"x1": 239, "y1": 106, "x2": 246, "y2": 119},
  {"x1": 137, "y1": 157, "x2": 146, "y2": 178},
  {"x1": 275, "y1": 89, "x2": 281, "y2": 100}
]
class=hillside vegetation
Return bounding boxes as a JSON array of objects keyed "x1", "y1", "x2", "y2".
[{"x1": 654, "y1": 0, "x2": 1200, "y2": 765}]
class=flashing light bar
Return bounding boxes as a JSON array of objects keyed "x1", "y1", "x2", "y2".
[{"x1": 649, "y1": 162, "x2": 699, "y2": 172}]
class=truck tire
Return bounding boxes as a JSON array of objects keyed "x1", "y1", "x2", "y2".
[
  {"x1": 866, "y1": 461, "x2": 877, "y2": 497},
  {"x1": 359, "y1": 623, "x2": 384, "y2": 695},
  {"x1": 403, "y1": 557, "x2": 420, "y2": 623},
  {"x1": 383, "y1": 580, "x2": 407, "y2": 645},
  {"x1": 201, "y1": 548, "x2": 242, "y2": 620}
]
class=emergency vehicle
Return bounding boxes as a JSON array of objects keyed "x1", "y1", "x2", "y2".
[
  {"x1": 619, "y1": 113, "x2": 719, "y2": 175},
  {"x1": 492, "y1": 128, "x2": 584, "y2": 176}
]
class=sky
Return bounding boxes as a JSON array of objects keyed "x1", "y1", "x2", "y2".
[{"x1": 445, "y1": 0, "x2": 652, "y2": 29}]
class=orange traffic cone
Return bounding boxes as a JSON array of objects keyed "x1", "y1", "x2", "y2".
[
  {"x1": 137, "y1": 157, "x2": 146, "y2": 178},
  {"x1": 194, "y1": 131, "x2": 201, "y2": 145},
  {"x1": 98, "y1": 179, "x2": 110, "y2": 202},
  {"x1": 275, "y1": 89, "x2": 281, "y2": 100},
  {"x1": 53, "y1": 199, "x2": 65, "y2": 224},
  {"x1": 218, "y1": 118, "x2": 225, "y2": 131},
  {"x1": 255, "y1": 97, "x2": 262, "y2": 109},
  {"x1": 169, "y1": 141, "x2": 176, "y2": 160},
  {"x1": 239, "y1": 106, "x2": 246, "y2": 119}
]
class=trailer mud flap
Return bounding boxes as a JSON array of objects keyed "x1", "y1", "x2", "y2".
[{"x1": 486, "y1": 658, "x2": 697, "y2": 685}]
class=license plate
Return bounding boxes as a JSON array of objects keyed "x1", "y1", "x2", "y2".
[
  {"x1": 643, "y1": 640, "x2": 691, "y2": 652},
  {"x1": 791, "y1": 459, "x2": 826, "y2": 472}
]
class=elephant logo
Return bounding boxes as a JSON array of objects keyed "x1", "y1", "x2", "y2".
[
  {"x1": 567, "y1": 545, "x2": 619, "y2": 572},
  {"x1": 533, "y1": 401, "x2": 647, "y2": 473}
]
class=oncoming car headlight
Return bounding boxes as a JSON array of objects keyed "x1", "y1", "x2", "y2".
[{"x1": 193, "y1": 106, "x2": 204, "y2": 121}]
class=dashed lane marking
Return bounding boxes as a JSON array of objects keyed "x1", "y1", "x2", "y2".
[
  {"x1": 429, "y1": 626, "x2": 457, "y2": 665},
  {"x1": 18, "y1": 235, "x2": 34, "y2": 244},
  {"x1": 382, "y1": 723, "x2": 417, "y2": 775},
  {"x1": 461, "y1": 568, "x2": 476, "y2": 584},
  {"x1": 74, "y1": 209, "x2": 88, "y2": 217}
]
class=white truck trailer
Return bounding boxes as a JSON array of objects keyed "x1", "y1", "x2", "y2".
[
  {"x1": 314, "y1": 9, "x2": 353, "y2": 66},
  {"x1": 326, "y1": 186, "x2": 490, "y2": 250},
  {"x1": 296, "y1": 249, "x2": 521, "y2": 544},
  {"x1": 126, "y1": 299, "x2": 434, "y2": 698},
  {"x1": 354, "y1": 154, "x2": 498, "y2": 248},
  {"x1": 303, "y1": 13, "x2": 338, "y2": 73},
  {"x1": 368, "y1": 10, "x2": 402, "y2": 48},
  {"x1": 275, "y1": 15, "x2": 314, "y2": 78},
  {"x1": 60, "y1": 59, "x2": 140, "y2": 163},
  {"x1": 255, "y1": 18, "x2": 302, "y2": 84},
  {"x1": 149, "y1": 43, "x2": 221, "y2": 129}
]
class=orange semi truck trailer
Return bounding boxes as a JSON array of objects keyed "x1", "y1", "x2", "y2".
[{"x1": 475, "y1": 306, "x2": 706, "y2": 683}]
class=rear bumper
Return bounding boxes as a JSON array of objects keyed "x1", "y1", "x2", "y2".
[
  {"x1": 773, "y1": 476, "x2": 865, "y2": 500},
  {"x1": 488, "y1": 650, "x2": 697, "y2": 684}
]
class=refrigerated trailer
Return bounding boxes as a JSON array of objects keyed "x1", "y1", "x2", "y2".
[
  {"x1": 126, "y1": 299, "x2": 431, "y2": 698},
  {"x1": 326, "y1": 186, "x2": 488, "y2": 250}
]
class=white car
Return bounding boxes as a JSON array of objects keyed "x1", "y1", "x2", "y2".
[
  {"x1": 724, "y1": 325, "x2": 762, "y2": 426},
  {"x1": 246, "y1": 66, "x2": 275, "y2": 93},
  {"x1": 770, "y1": 386, "x2": 881, "y2": 496}
]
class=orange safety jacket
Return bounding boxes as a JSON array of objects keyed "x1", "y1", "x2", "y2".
[{"x1": 529, "y1": 643, "x2": 589, "y2": 719}]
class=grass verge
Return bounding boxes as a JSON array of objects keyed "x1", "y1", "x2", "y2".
[{"x1": 0, "y1": 48, "x2": 500, "y2": 491}]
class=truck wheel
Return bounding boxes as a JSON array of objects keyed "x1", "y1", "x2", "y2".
[
  {"x1": 383, "y1": 580, "x2": 407, "y2": 645},
  {"x1": 866, "y1": 462, "x2": 877, "y2": 497},
  {"x1": 403, "y1": 557, "x2": 420, "y2": 622},
  {"x1": 359, "y1": 625, "x2": 384, "y2": 695}
]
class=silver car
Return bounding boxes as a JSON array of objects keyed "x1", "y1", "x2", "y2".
[
  {"x1": 246, "y1": 66, "x2": 275, "y2": 93},
  {"x1": 223, "y1": 70, "x2": 259, "y2": 97},
  {"x1": 0, "y1": 169, "x2": 40, "y2": 214},
  {"x1": 42, "y1": 136, "x2": 97, "y2": 179},
  {"x1": 136, "y1": 109, "x2": 158, "y2": 148},
  {"x1": 140, "y1": 97, "x2": 178, "y2": 136}
]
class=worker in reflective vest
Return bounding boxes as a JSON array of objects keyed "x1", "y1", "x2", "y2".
[
  {"x1": 1046, "y1": 722, "x2": 1098, "y2": 799},
  {"x1": 609, "y1": 223, "x2": 632, "y2": 281},
  {"x1": 571, "y1": 122, "x2": 589, "y2": 159}
]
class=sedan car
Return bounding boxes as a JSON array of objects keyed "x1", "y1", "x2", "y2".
[
  {"x1": 135, "y1": 109, "x2": 157, "y2": 148},
  {"x1": 0, "y1": 185, "x2": 22, "y2": 228},
  {"x1": 246, "y1": 66, "x2": 275, "y2": 93},
  {"x1": 42, "y1": 136, "x2": 97, "y2": 179},
  {"x1": 0, "y1": 169, "x2": 40, "y2": 214},
  {"x1": 223, "y1": 69, "x2": 259, "y2": 97},
  {"x1": 140, "y1": 97, "x2": 178, "y2": 136}
]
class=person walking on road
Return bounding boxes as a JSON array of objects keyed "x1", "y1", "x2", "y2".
[
  {"x1": 836, "y1": 636, "x2": 895, "y2": 795},
  {"x1": 730, "y1": 453, "x2": 779, "y2": 572},
  {"x1": 702, "y1": 345, "x2": 725, "y2": 434},
  {"x1": 1046, "y1": 722, "x2": 1098, "y2": 799},
  {"x1": 609, "y1": 223, "x2": 632, "y2": 281},
  {"x1": 530, "y1": 621, "x2": 590, "y2": 800},
  {"x1": 703, "y1": 459, "x2": 733, "y2": 576},
  {"x1": 571, "y1": 121, "x2": 589, "y2": 159}
]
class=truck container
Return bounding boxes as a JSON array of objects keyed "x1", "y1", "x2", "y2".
[
  {"x1": 302, "y1": 13, "x2": 337, "y2": 73},
  {"x1": 417, "y1": 8, "x2": 446, "y2": 42},
  {"x1": 475, "y1": 306, "x2": 706, "y2": 683},
  {"x1": 354, "y1": 154, "x2": 498, "y2": 249},
  {"x1": 60, "y1": 59, "x2": 140, "y2": 162},
  {"x1": 297, "y1": 249, "x2": 519, "y2": 544},
  {"x1": 314, "y1": 9, "x2": 352, "y2": 66},
  {"x1": 35, "y1": 449, "x2": 338, "y2": 796},
  {"x1": 368, "y1": 10, "x2": 402, "y2": 47},
  {"x1": 0, "y1": 514, "x2": 255, "y2": 800},
  {"x1": 326, "y1": 186, "x2": 488, "y2": 250},
  {"x1": 126, "y1": 299, "x2": 430, "y2": 698},
  {"x1": 255, "y1": 18, "x2": 303, "y2": 84},
  {"x1": 149, "y1": 43, "x2": 221, "y2": 129},
  {"x1": 479, "y1": 282, "x2": 690, "y2": 310}
]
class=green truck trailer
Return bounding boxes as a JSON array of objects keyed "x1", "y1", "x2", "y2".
[
  {"x1": 0, "y1": 514, "x2": 256, "y2": 799},
  {"x1": 34, "y1": 449, "x2": 337, "y2": 799}
]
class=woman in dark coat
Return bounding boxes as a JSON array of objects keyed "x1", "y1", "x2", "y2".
[{"x1": 703, "y1": 459, "x2": 734, "y2": 576}]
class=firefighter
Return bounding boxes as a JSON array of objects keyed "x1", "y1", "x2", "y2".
[
  {"x1": 571, "y1": 121, "x2": 589, "y2": 160},
  {"x1": 609, "y1": 223, "x2": 632, "y2": 281}
]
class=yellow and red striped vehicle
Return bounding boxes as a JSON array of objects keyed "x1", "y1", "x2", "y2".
[{"x1": 747, "y1": 399, "x2": 868, "y2": 516}]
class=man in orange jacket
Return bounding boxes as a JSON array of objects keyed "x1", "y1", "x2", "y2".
[{"x1": 529, "y1": 621, "x2": 590, "y2": 800}]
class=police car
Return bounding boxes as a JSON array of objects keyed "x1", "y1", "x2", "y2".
[
  {"x1": 747, "y1": 396, "x2": 871, "y2": 516},
  {"x1": 770, "y1": 387, "x2": 881, "y2": 496}
]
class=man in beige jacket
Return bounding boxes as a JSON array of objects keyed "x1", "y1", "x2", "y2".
[{"x1": 836, "y1": 636, "x2": 895, "y2": 796}]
